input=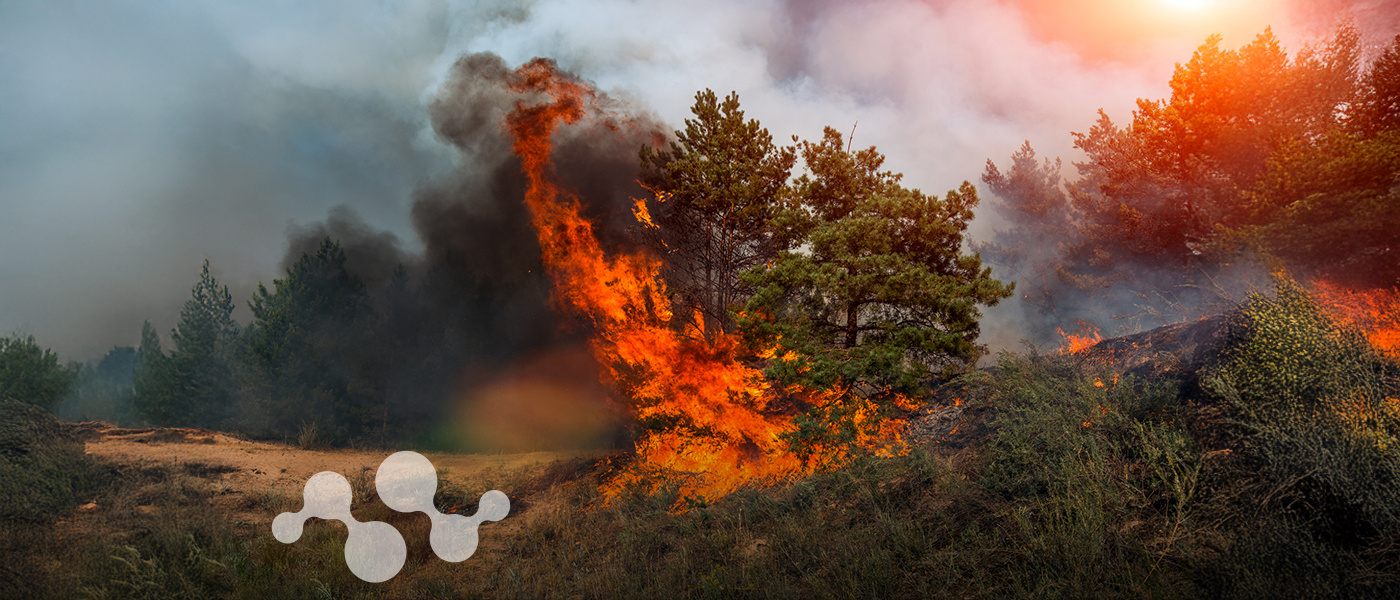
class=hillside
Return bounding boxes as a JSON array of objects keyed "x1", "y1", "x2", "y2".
[{"x1": 5, "y1": 283, "x2": 1400, "y2": 599}]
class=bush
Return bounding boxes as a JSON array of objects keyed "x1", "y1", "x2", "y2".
[
  {"x1": 0, "y1": 335, "x2": 76, "y2": 410},
  {"x1": 1199, "y1": 275, "x2": 1400, "y2": 597},
  {"x1": 0, "y1": 397, "x2": 94, "y2": 522}
]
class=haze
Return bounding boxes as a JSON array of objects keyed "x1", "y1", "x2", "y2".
[{"x1": 1, "y1": 0, "x2": 1394, "y2": 359}]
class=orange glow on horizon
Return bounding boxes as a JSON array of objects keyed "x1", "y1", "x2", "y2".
[
  {"x1": 1010, "y1": 0, "x2": 1280, "y2": 62},
  {"x1": 1161, "y1": 0, "x2": 1215, "y2": 12}
]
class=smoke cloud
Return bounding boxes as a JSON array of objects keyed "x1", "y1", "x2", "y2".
[{"x1": 1, "y1": 0, "x2": 1394, "y2": 360}]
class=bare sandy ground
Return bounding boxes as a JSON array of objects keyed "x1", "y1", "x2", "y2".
[{"x1": 79, "y1": 425, "x2": 607, "y2": 527}]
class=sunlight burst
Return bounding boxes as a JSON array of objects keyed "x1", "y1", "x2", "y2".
[{"x1": 1161, "y1": 0, "x2": 1214, "y2": 11}]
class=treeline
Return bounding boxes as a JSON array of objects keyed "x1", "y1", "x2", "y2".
[
  {"x1": 6, "y1": 237, "x2": 562, "y2": 448},
  {"x1": 983, "y1": 25, "x2": 1400, "y2": 339}
]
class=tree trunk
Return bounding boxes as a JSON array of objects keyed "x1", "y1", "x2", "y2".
[{"x1": 844, "y1": 303, "x2": 859, "y2": 349}]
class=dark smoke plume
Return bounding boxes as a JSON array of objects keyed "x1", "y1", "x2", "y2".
[{"x1": 273, "y1": 53, "x2": 665, "y2": 448}]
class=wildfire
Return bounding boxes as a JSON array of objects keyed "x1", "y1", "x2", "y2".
[
  {"x1": 631, "y1": 183, "x2": 667, "y2": 230},
  {"x1": 631, "y1": 197, "x2": 656, "y2": 229},
  {"x1": 499, "y1": 59, "x2": 903, "y2": 504},
  {"x1": 1312, "y1": 281, "x2": 1400, "y2": 361},
  {"x1": 1056, "y1": 320, "x2": 1103, "y2": 354}
]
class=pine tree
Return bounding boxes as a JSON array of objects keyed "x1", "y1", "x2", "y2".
[
  {"x1": 742, "y1": 127, "x2": 1013, "y2": 395},
  {"x1": 240, "y1": 239, "x2": 380, "y2": 442},
  {"x1": 0, "y1": 335, "x2": 75, "y2": 410},
  {"x1": 1352, "y1": 34, "x2": 1400, "y2": 137},
  {"x1": 639, "y1": 89, "x2": 796, "y2": 336},
  {"x1": 133, "y1": 259, "x2": 239, "y2": 426}
]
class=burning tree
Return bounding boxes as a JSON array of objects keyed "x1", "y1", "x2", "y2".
[
  {"x1": 638, "y1": 90, "x2": 796, "y2": 338},
  {"x1": 486, "y1": 56, "x2": 1010, "y2": 501},
  {"x1": 737, "y1": 127, "x2": 1012, "y2": 461}
]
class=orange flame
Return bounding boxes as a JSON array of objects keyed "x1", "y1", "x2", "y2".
[
  {"x1": 631, "y1": 196, "x2": 656, "y2": 229},
  {"x1": 1056, "y1": 320, "x2": 1103, "y2": 354},
  {"x1": 1312, "y1": 281, "x2": 1400, "y2": 361},
  {"x1": 499, "y1": 59, "x2": 903, "y2": 504}
]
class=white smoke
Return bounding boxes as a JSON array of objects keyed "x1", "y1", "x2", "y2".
[{"x1": 0, "y1": 0, "x2": 1388, "y2": 358}]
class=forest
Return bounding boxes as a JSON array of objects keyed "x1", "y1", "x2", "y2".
[{"x1": 3, "y1": 24, "x2": 1400, "y2": 599}]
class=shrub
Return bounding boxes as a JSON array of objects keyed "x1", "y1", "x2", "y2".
[
  {"x1": 0, "y1": 397, "x2": 94, "y2": 522},
  {"x1": 0, "y1": 335, "x2": 76, "y2": 410},
  {"x1": 980, "y1": 351, "x2": 1197, "y2": 598},
  {"x1": 1199, "y1": 275, "x2": 1400, "y2": 597}
]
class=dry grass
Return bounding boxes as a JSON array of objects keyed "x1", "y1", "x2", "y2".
[{"x1": 9, "y1": 284, "x2": 1400, "y2": 598}]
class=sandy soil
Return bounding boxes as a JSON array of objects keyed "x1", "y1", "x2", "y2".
[{"x1": 80, "y1": 425, "x2": 608, "y2": 528}]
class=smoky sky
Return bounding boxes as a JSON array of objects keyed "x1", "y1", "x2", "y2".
[{"x1": 2, "y1": 0, "x2": 1395, "y2": 360}]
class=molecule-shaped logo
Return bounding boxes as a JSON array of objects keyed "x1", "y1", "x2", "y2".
[{"x1": 271, "y1": 450, "x2": 510, "y2": 583}]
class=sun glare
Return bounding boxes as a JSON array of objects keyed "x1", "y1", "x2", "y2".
[{"x1": 1162, "y1": 0, "x2": 1213, "y2": 11}]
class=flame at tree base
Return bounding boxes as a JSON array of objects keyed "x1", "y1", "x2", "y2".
[{"x1": 499, "y1": 59, "x2": 906, "y2": 505}]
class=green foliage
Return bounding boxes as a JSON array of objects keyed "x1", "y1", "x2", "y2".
[
  {"x1": 977, "y1": 353, "x2": 1200, "y2": 598},
  {"x1": 58, "y1": 346, "x2": 140, "y2": 424},
  {"x1": 1205, "y1": 275, "x2": 1400, "y2": 533},
  {"x1": 134, "y1": 259, "x2": 240, "y2": 427},
  {"x1": 239, "y1": 239, "x2": 385, "y2": 444},
  {"x1": 0, "y1": 335, "x2": 76, "y2": 410},
  {"x1": 1075, "y1": 26, "x2": 1358, "y2": 244},
  {"x1": 0, "y1": 397, "x2": 94, "y2": 522},
  {"x1": 13, "y1": 325, "x2": 1399, "y2": 598},
  {"x1": 1351, "y1": 33, "x2": 1400, "y2": 137},
  {"x1": 133, "y1": 322, "x2": 175, "y2": 425},
  {"x1": 468, "y1": 378, "x2": 1204, "y2": 600},
  {"x1": 638, "y1": 89, "x2": 797, "y2": 335},
  {"x1": 1187, "y1": 275, "x2": 1400, "y2": 597},
  {"x1": 978, "y1": 141, "x2": 1072, "y2": 283},
  {"x1": 476, "y1": 448, "x2": 975, "y2": 599},
  {"x1": 1234, "y1": 130, "x2": 1400, "y2": 287},
  {"x1": 769, "y1": 397, "x2": 875, "y2": 473},
  {"x1": 982, "y1": 25, "x2": 1397, "y2": 333},
  {"x1": 983, "y1": 354, "x2": 1187, "y2": 498},
  {"x1": 742, "y1": 127, "x2": 1013, "y2": 396},
  {"x1": 84, "y1": 536, "x2": 232, "y2": 600},
  {"x1": 121, "y1": 244, "x2": 468, "y2": 448}
]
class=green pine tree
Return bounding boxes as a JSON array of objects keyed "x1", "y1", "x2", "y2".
[
  {"x1": 133, "y1": 259, "x2": 239, "y2": 426},
  {"x1": 741, "y1": 126, "x2": 1013, "y2": 400},
  {"x1": 239, "y1": 239, "x2": 381, "y2": 443},
  {"x1": 0, "y1": 335, "x2": 75, "y2": 410},
  {"x1": 639, "y1": 89, "x2": 797, "y2": 336}
]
